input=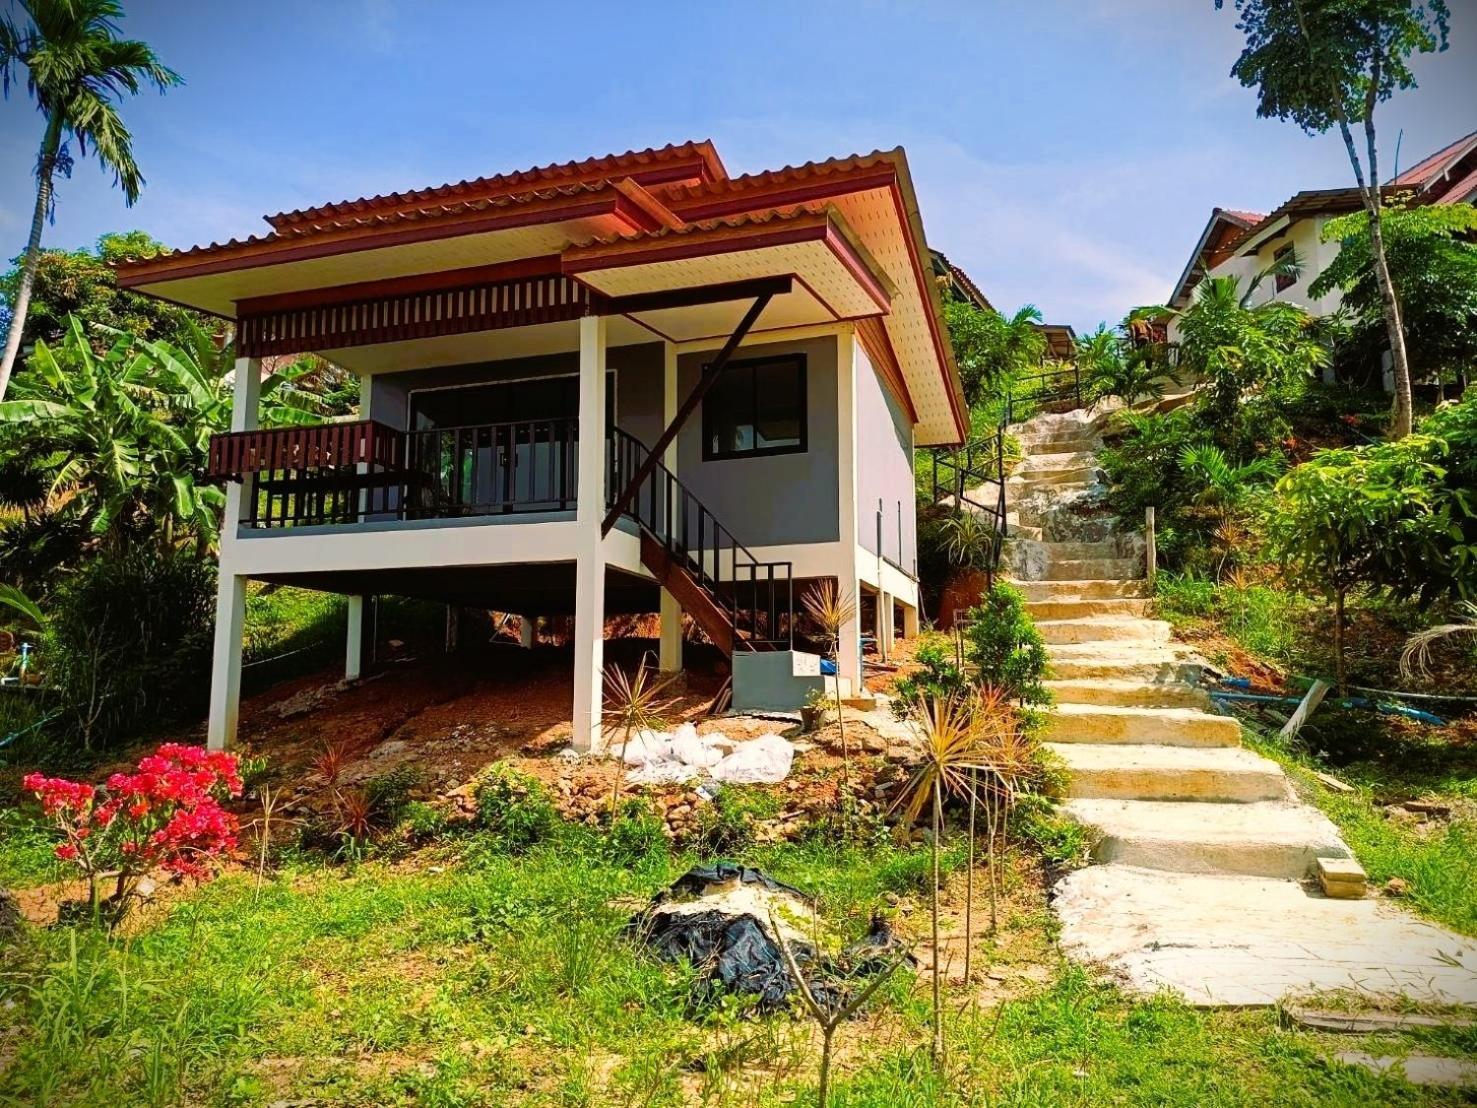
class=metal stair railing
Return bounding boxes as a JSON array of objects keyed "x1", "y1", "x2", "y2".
[{"x1": 607, "y1": 427, "x2": 794, "y2": 650}]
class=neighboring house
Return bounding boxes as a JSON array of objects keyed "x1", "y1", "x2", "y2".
[
  {"x1": 1168, "y1": 128, "x2": 1477, "y2": 330},
  {"x1": 930, "y1": 249, "x2": 1077, "y2": 363},
  {"x1": 117, "y1": 141, "x2": 966, "y2": 752}
]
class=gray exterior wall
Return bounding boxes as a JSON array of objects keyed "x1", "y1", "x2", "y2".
[
  {"x1": 361, "y1": 333, "x2": 859, "y2": 553},
  {"x1": 675, "y1": 335, "x2": 840, "y2": 548},
  {"x1": 366, "y1": 342, "x2": 663, "y2": 439},
  {"x1": 854, "y1": 346, "x2": 917, "y2": 572}
]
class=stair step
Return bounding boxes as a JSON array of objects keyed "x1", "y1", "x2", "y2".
[
  {"x1": 1039, "y1": 558, "x2": 1143, "y2": 582},
  {"x1": 1048, "y1": 743, "x2": 1291, "y2": 802},
  {"x1": 1020, "y1": 450, "x2": 1098, "y2": 471},
  {"x1": 1013, "y1": 579, "x2": 1149, "y2": 601},
  {"x1": 1008, "y1": 465, "x2": 1098, "y2": 486},
  {"x1": 1036, "y1": 617, "x2": 1171, "y2": 645},
  {"x1": 1025, "y1": 598, "x2": 1149, "y2": 620},
  {"x1": 1020, "y1": 539, "x2": 1127, "y2": 560},
  {"x1": 1045, "y1": 679, "x2": 1211, "y2": 710},
  {"x1": 1060, "y1": 799, "x2": 1350, "y2": 878},
  {"x1": 1046, "y1": 645, "x2": 1203, "y2": 683},
  {"x1": 1043, "y1": 703, "x2": 1241, "y2": 746}
]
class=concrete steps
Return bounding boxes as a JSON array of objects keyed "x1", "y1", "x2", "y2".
[
  {"x1": 1045, "y1": 643, "x2": 1203, "y2": 683},
  {"x1": 1047, "y1": 743, "x2": 1291, "y2": 802},
  {"x1": 1037, "y1": 616, "x2": 1171, "y2": 645},
  {"x1": 1043, "y1": 703, "x2": 1237, "y2": 747},
  {"x1": 1019, "y1": 450, "x2": 1099, "y2": 472},
  {"x1": 1060, "y1": 799, "x2": 1350, "y2": 878},
  {"x1": 1039, "y1": 558, "x2": 1143, "y2": 582},
  {"x1": 1015, "y1": 579, "x2": 1149, "y2": 602},
  {"x1": 1045, "y1": 678, "x2": 1210, "y2": 710},
  {"x1": 1026, "y1": 597, "x2": 1150, "y2": 621},
  {"x1": 1008, "y1": 465, "x2": 1098, "y2": 487}
]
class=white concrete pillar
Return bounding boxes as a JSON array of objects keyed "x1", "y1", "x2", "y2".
[
  {"x1": 207, "y1": 573, "x2": 247, "y2": 751},
  {"x1": 206, "y1": 357, "x2": 261, "y2": 752},
  {"x1": 345, "y1": 595, "x2": 365, "y2": 681},
  {"x1": 835, "y1": 327, "x2": 862, "y2": 689},
  {"x1": 658, "y1": 340, "x2": 682, "y2": 673},
  {"x1": 901, "y1": 601, "x2": 920, "y2": 639},
  {"x1": 572, "y1": 315, "x2": 608, "y2": 751},
  {"x1": 878, "y1": 591, "x2": 896, "y2": 661},
  {"x1": 520, "y1": 616, "x2": 536, "y2": 649},
  {"x1": 659, "y1": 594, "x2": 682, "y2": 673}
]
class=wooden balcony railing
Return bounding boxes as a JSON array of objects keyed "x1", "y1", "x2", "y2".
[
  {"x1": 207, "y1": 418, "x2": 582, "y2": 529},
  {"x1": 207, "y1": 419, "x2": 402, "y2": 481}
]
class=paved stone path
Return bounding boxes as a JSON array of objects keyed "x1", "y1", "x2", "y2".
[{"x1": 976, "y1": 405, "x2": 1477, "y2": 1008}]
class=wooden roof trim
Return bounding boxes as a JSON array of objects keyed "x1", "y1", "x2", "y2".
[
  {"x1": 857, "y1": 315, "x2": 917, "y2": 424},
  {"x1": 117, "y1": 190, "x2": 625, "y2": 288}
]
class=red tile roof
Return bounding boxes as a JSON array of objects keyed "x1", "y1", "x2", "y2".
[
  {"x1": 1221, "y1": 209, "x2": 1267, "y2": 228},
  {"x1": 1393, "y1": 128, "x2": 1477, "y2": 188},
  {"x1": 121, "y1": 181, "x2": 617, "y2": 269},
  {"x1": 1436, "y1": 165, "x2": 1477, "y2": 206},
  {"x1": 264, "y1": 140, "x2": 727, "y2": 230}
]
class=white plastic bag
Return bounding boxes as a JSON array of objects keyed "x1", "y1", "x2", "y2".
[{"x1": 710, "y1": 734, "x2": 794, "y2": 784}]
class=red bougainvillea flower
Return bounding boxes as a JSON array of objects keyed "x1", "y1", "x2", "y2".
[{"x1": 23, "y1": 744, "x2": 246, "y2": 910}]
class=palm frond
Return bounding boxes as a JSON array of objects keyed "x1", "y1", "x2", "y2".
[{"x1": 1399, "y1": 603, "x2": 1477, "y2": 682}]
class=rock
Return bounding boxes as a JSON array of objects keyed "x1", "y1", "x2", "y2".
[
  {"x1": 882, "y1": 892, "x2": 900, "y2": 907},
  {"x1": 885, "y1": 745, "x2": 916, "y2": 762},
  {"x1": 1383, "y1": 877, "x2": 1411, "y2": 898},
  {"x1": 863, "y1": 736, "x2": 887, "y2": 754},
  {"x1": 0, "y1": 887, "x2": 22, "y2": 940},
  {"x1": 1403, "y1": 800, "x2": 1452, "y2": 818}
]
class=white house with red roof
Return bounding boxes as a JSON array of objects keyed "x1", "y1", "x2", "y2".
[
  {"x1": 1168, "y1": 128, "x2": 1477, "y2": 324},
  {"x1": 116, "y1": 141, "x2": 966, "y2": 752}
]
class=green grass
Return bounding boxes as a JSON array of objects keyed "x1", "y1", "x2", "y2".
[
  {"x1": 1154, "y1": 572, "x2": 1309, "y2": 666},
  {"x1": 0, "y1": 815, "x2": 1462, "y2": 1107},
  {"x1": 1248, "y1": 727, "x2": 1477, "y2": 938}
]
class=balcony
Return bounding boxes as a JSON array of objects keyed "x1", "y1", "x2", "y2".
[{"x1": 208, "y1": 418, "x2": 580, "y2": 528}]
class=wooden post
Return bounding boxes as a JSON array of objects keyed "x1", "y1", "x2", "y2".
[{"x1": 1145, "y1": 506, "x2": 1157, "y2": 588}]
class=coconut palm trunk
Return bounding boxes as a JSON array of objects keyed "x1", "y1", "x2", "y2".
[{"x1": 0, "y1": 112, "x2": 62, "y2": 402}]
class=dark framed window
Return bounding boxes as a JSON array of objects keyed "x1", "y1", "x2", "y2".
[
  {"x1": 1273, "y1": 244, "x2": 1296, "y2": 293},
  {"x1": 702, "y1": 354, "x2": 807, "y2": 461}
]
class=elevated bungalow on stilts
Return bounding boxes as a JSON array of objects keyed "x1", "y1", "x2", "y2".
[{"x1": 116, "y1": 140, "x2": 966, "y2": 751}]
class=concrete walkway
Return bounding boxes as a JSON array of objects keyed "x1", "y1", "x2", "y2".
[{"x1": 986, "y1": 405, "x2": 1477, "y2": 1008}]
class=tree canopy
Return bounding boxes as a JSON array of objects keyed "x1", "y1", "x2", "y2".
[
  {"x1": 0, "y1": 230, "x2": 205, "y2": 351},
  {"x1": 1311, "y1": 204, "x2": 1477, "y2": 385},
  {"x1": 943, "y1": 301, "x2": 1046, "y2": 412},
  {"x1": 1218, "y1": 0, "x2": 1449, "y2": 133}
]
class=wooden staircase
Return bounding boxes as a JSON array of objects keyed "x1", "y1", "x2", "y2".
[{"x1": 610, "y1": 429, "x2": 793, "y2": 656}]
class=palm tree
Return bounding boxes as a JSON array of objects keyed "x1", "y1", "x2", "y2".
[{"x1": 0, "y1": 0, "x2": 181, "y2": 402}]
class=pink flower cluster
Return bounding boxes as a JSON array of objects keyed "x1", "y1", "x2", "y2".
[{"x1": 23, "y1": 744, "x2": 244, "y2": 887}]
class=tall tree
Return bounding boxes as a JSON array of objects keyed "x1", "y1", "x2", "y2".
[
  {"x1": 0, "y1": 0, "x2": 181, "y2": 403},
  {"x1": 1216, "y1": 0, "x2": 1451, "y2": 438}
]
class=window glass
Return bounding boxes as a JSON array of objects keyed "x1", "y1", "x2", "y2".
[{"x1": 703, "y1": 355, "x2": 806, "y2": 460}]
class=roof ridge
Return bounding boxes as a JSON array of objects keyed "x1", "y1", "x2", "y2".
[
  {"x1": 265, "y1": 140, "x2": 724, "y2": 228},
  {"x1": 656, "y1": 149, "x2": 900, "y2": 202}
]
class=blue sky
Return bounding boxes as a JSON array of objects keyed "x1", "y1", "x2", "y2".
[{"x1": 1, "y1": 0, "x2": 1473, "y2": 333}]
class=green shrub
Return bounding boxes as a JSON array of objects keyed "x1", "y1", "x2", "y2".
[
  {"x1": 693, "y1": 785, "x2": 781, "y2": 856},
  {"x1": 364, "y1": 766, "x2": 420, "y2": 827},
  {"x1": 599, "y1": 800, "x2": 668, "y2": 866},
  {"x1": 44, "y1": 547, "x2": 215, "y2": 751},
  {"x1": 397, "y1": 801, "x2": 448, "y2": 843},
  {"x1": 961, "y1": 582, "x2": 1051, "y2": 708},
  {"x1": 473, "y1": 764, "x2": 557, "y2": 853},
  {"x1": 891, "y1": 632, "x2": 968, "y2": 717}
]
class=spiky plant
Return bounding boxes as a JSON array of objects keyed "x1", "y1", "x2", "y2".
[
  {"x1": 1400, "y1": 602, "x2": 1477, "y2": 683},
  {"x1": 602, "y1": 655, "x2": 676, "y2": 818},
  {"x1": 802, "y1": 580, "x2": 858, "y2": 823},
  {"x1": 892, "y1": 691, "x2": 998, "y2": 1063}
]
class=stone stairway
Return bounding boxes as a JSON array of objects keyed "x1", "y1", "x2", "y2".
[{"x1": 980, "y1": 406, "x2": 1477, "y2": 1007}]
